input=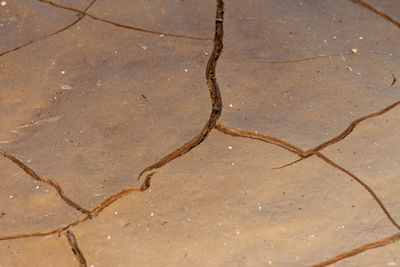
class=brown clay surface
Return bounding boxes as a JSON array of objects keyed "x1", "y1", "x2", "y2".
[{"x1": 1, "y1": 0, "x2": 400, "y2": 266}]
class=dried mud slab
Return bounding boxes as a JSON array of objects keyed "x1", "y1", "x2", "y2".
[
  {"x1": 64, "y1": 132, "x2": 395, "y2": 266},
  {"x1": 1, "y1": 16, "x2": 211, "y2": 207},
  {"x1": 0, "y1": 156, "x2": 83, "y2": 237},
  {"x1": 1, "y1": 0, "x2": 400, "y2": 266},
  {"x1": 0, "y1": 234, "x2": 77, "y2": 266},
  {"x1": 219, "y1": 0, "x2": 400, "y2": 148}
]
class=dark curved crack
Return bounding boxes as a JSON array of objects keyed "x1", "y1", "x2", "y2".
[
  {"x1": 0, "y1": 151, "x2": 91, "y2": 216},
  {"x1": 310, "y1": 232, "x2": 400, "y2": 267},
  {"x1": 138, "y1": 0, "x2": 224, "y2": 179},
  {"x1": 1, "y1": 0, "x2": 400, "y2": 266},
  {"x1": 351, "y1": 0, "x2": 400, "y2": 29},
  {"x1": 65, "y1": 230, "x2": 87, "y2": 267},
  {"x1": 0, "y1": 172, "x2": 153, "y2": 241}
]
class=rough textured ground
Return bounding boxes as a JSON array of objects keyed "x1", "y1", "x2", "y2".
[{"x1": 1, "y1": 0, "x2": 400, "y2": 266}]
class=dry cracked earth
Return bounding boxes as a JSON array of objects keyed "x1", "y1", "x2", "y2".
[{"x1": 1, "y1": 0, "x2": 400, "y2": 266}]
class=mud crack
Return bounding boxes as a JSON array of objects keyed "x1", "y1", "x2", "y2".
[
  {"x1": 137, "y1": 0, "x2": 224, "y2": 179},
  {"x1": 1, "y1": 0, "x2": 400, "y2": 266},
  {"x1": 0, "y1": 0, "x2": 97, "y2": 57},
  {"x1": 65, "y1": 230, "x2": 87, "y2": 267},
  {"x1": 351, "y1": 0, "x2": 400, "y2": 29},
  {"x1": 311, "y1": 232, "x2": 400, "y2": 267},
  {"x1": 0, "y1": 151, "x2": 91, "y2": 216}
]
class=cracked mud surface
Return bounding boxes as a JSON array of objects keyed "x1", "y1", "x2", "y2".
[{"x1": 1, "y1": 0, "x2": 400, "y2": 266}]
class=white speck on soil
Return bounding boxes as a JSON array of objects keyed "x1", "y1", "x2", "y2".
[
  {"x1": 61, "y1": 85, "x2": 73, "y2": 90},
  {"x1": 0, "y1": 1, "x2": 6, "y2": 7},
  {"x1": 138, "y1": 43, "x2": 147, "y2": 50}
]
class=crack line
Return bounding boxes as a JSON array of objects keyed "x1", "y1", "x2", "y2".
[
  {"x1": 0, "y1": 0, "x2": 97, "y2": 57},
  {"x1": 315, "y1": 152, "x2": 400, "y2": 231},
  {"x1": 1, "y1": 1, "x2": 399, "y2": 265},
  {"x1": 270, "y1": 99, "x2": 399, "y2": 168},
  {"x1": 0, "y1": 172, "x2": 153, "y2": 241},
  {"x1": 351, "y1": 0, "x2": 400, "y2": 29},
  {"x1": 230, "y1": 52, "x2": 351, "y2": 64},
  {"x1": 65, "y1": 230, "x2": 87, "y2": 267},
  {"x1": 138, "y1": 0, "x2": 224, "y2": 179},
  {"x1": 0, "y1": 151, "x2": 91, "y2": 216},
  {"x1": 310, "y1": 232, "x2": 400, "y2": 267},
  {"x1": 38, "y1": 0, "x2": 213, "y2": 41},
  {"x1": 216, "y1": 123, "x2": 400, "y2": 231}
]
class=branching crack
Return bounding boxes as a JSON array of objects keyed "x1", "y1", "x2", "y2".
[
  {"x1": 0, "y1": 0, "x2": 97, "y2": 57},
  {"x1": 1, "y1": 0, "x2": 399, "y2": 266},
  {"x1": 0, "y1": 151, "x2": 91, "y2": 216}
]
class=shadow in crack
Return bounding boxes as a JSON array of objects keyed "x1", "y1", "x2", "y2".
[{"x1": 1, "y1": 0, "x2": 400, "y2": 266}]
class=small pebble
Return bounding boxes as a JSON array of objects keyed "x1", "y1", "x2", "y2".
[
  {"x1": 351, "y1": 48, "x2": 358, "y2": 54},
  {"x1": 61, "y1": 71, "x2": 65, "y2": 74},
  {"x1": 0, "y1": 1, "x2": 6, "y2": 7},
  {"x1": 107, "y1": 235, "x2": 111, "y2": 240},
  {"x1": 150, "y1": 212, "x2": 154, "y2": 216},
  {"x1": 61, "y1": 85, "x2": 73, "y2": 90},
  {"x1": 138, "y1": 43, "x2": 147, "y2": 50},
  {"x1": 184, "y1": 69, "x2": 188, "y2": 72},
  {"x1": 228, "y1": 146, "x2": 232, "y2": 150}
]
